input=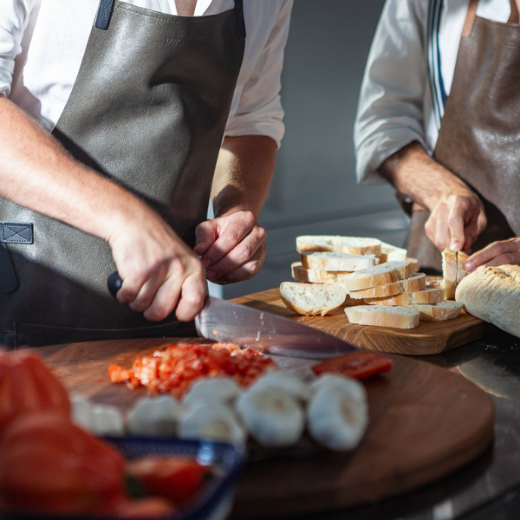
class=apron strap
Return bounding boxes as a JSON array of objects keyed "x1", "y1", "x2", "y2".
[
  {"x1": 462, "y1": 0, "x2": 478, "y2": 38},
  {"x1": 95, "y1": 0, "x2": 116, "y2": 30},
  {"x1": 509, "y1": 0, "x2": 520, "y2": 24},
  {"x1": 95, "y1": 0, "x2": 246, "y2": 38}
]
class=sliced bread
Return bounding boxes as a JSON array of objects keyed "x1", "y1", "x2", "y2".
[
  {"x1": 457, "y1": 251, "x2": 470, "y2": 285},
  {"x1": 404, "y1": 301, "x2": 464, "y2": 321},
  {"x1": 301, "y1": 252, "x2": 378, "y2": 272},
  {"x1": 291, "y1": 262, "x2": 352, "y2": 285},
  {"x1": 345, "y1": 305, "x2": 420, "y2": 329},
  {"x1": 296, "y1": 236, "x2": 382, "y2": 256},
  {"x1": 349, "y1": 273, "x2": 427, "y2": 300},
  {"x1": 442, "y1": 249, "x2": 458, "y2": 300},
  {"x1": 407, "y1": 257, "x2": 420, "y2": 273},
  {"x1": 280, "y1": 282, "x2": 348, "y2": 316},
  {"x1": 365, "y1": 287, "x2": 444, "y2": 306},
  {"x1": 455, "y1": 265, "x2": 520, "y2": 338},
  {"x1": 341, "y1": 261, "x2": 413, "y2": 292},
  {"x1": 378, "y1": 241, "x2": 408, "y2": 262}
]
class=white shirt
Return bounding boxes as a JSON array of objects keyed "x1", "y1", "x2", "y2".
[
  {"x1": 354, "y1": 0, "x2": 512, "y2": 185},
  {"x1": 0, "y1": 0, "x2": 293, "y2": 147}
]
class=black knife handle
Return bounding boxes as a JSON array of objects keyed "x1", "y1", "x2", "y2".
[{"x1": 107, "y1": 271, "x2": 123, "y2": 298}]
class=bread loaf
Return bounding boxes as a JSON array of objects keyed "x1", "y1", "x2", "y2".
[
  {"x1": 403, "y1": 301, "x2": 463, "y2": 321},
  {"x1": 296, "y1": 236, "x2": 382, "y2": 256},
  {"x1": 349, "y1": 273, "x2": 426, "y2": 300},
  {"x1": 345, "y1": 305, "x2": 420, "y2": 329},
  {"x1": 365, "y1": 288, "x2": 444, "y2": 306},
  {"x1": 342, "y1": 261, "x2": 413, "y2": 292},
  {"x1": 291, "y1": 262, "x2": 352, "y2": 284},
  {"x1": 455, "y1": 265, "x2": 520, "y2": 338},
  {"x1": 280, "y1": 282, "x2": 348, "y2": 316},
  {"x1": 301, "y1": 252, "x2": 378, "y2": 272}
]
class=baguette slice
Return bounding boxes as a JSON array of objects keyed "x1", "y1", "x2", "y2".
[
  {"x1": 342, "y1": 261, "x2": 413, "y2": 292},
  {"x1": 455, "y1": 265, "x2": 520, "y2": 338},
  {"x1": 404, "y1": 301, "x2": 464, "y2": 322},
  {"x1": 442, "y1": 249, "x2": 458, "y2": 300},
  {"x1": 349, "y1": 273, "x2": 426, "y2": 300},
  {"x1": 280, "y1": 282, "x2": 348, "y2": 316},
  {"x1": 345, "y1": 305, "x2": 420, "y2": 329},
  {"x1": 427, "y1": 276, "x2": 444, "y2": 289},
  {"x1": 291, "y1": 262, "x2": 352, "y2": 285},
  {"x1": 301, "y1": 252, "x2": 378, "y2": 272},
  {"x1": 366, "y1": 288, "x2": 444, "y2": 306},
  {"x1": 378, "y1": 241, "x2": 408, "y2": 262},
  {"x1": 407, "y1": 257, "x2": 420, "y2": 273},
  {"x1": 296, "y1": 236, "x2": 381, "y2": 256},
  {"x1": 457, "y1": 251, "x2": 470, "y2": 285}
]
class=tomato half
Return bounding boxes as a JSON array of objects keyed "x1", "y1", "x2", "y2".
[{"x1": 312, "y1": 351, "x2": 393, "y2": 380}]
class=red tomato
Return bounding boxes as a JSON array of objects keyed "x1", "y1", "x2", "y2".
[
  {"x1": 0, "y1": 413, "x2": 125, "y2": 513},
  {"x1": 0, "y1": 350, "x2": 70, "y2": 433},
  {"x1": 126, "y1": 456, "x2": 210, "y2": 507},
  {"x1": 312, "y1": 351, "x2": 393, "y2": 380},
  {"x1": 107, "y1": 496, "x2": 176, "y2": 518}
]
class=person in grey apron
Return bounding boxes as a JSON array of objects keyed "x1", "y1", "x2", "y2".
[
  {"x1": 355, "y1": 0, "x2": 520, "y2": 274},
  {"x1": 0, "y1": 0, "x2": 263, "y2": 348}
]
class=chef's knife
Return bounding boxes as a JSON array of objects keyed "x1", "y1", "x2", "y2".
[{"x1": 107, "y1": 272, "x2": 358, "y2": 359}]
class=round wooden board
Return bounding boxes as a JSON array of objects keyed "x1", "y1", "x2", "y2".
[{"x1": 38, "y1": 339, "x2": 494, "y2": 519}]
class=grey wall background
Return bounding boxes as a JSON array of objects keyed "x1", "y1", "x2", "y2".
[{"x1": 223, "y1": 0, "x2": 409, "y2": 299}]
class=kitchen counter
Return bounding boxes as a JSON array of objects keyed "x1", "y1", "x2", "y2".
[{"x1": 288, "y1": 329, "x2": 520, "y2": 520}]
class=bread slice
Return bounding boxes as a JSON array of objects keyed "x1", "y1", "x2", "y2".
[
  {"x1": 366, "y1": 288, "x2": 444, "y2": 306},
  {"x1": 442, "y1": 249, "x2": 458, "y2": 299},
  {"x1": 378, "y1": 241, "x2": 408, "y2": 262},
  {"x1": 407, "y1": 257, "x2": 420, "y2": 273},
  {"x1": 296, "y1": 236, "x2": 382, "y2": 256},
  {"x1": 404, "y1": 301, "x2": 464, "y2": 321},
  {"x1": 426, "y1": 276, "x2": 444, "y2": 289},
  {"x1": 341, "y1": 261, "x2": 413, "y2": 292},
  {"x1": 301, "y1": 252, "x2": 378, "y2": 272},
  {"x1": 280, "y1": 282, "x2": 348, "y2": 316},
  {"x1": 455, "y1": 265, "x2": 520, "y2": 338},
  {"x1": 457, "y1": 251, "x2": 469, "y2": 285},
  {"x1": 349, "y1": 273, "x2": 427, "y2": 300},
  {"x1": 291, "y1": 262, "x2": 352, "y2": 285},
  {"x1": 345, "y1": 305, "x2": 420, "y2": 329}
]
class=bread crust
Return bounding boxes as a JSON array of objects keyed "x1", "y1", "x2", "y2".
[
  {"x1": 345, "y1": 305, "x2": 420, "y2": 329},
  {"x1": 349, "y1": 274, "x2": 426, "y2": 300},
  {"x1": 342, "y1": 261, "x2": 413, "y2": 292},
  {"x1": 366, "y1": 288, "x2": 444, "y2": 306},
  {"x1": 455, "y1": 265, "x2": 520, "y2": 337}
]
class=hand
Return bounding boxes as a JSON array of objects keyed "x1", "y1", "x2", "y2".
[
  {"x1": 424, "y1": 190, "x2": 487, "y2": 252},
  {"x1": 193, "y1": 210, "x2": 267, "y2": 285},
  {"x1": 108, "y1": 210, "x2": 206, "y2": 322},
  {"x1": 465, "y1": 237, "x2": 520, "y2": 272}
]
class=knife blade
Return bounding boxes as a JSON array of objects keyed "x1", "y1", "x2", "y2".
[{"x1": 107, "y1": 272, "x2": 358, "y2": 359}]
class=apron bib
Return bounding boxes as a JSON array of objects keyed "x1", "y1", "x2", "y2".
[
  {"x1": 0, "y1": 0, "x2": 245, "y2": 347},
  {"x1": 405, "y1": 0, "x2": 519, "y2": 273}
]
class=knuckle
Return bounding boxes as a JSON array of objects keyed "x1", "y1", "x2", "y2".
[
  {"x1": 243, "y1": 211, "x2": 256, "y2": 227},
  {"x1": 257, "y1": 226, "x2": 267, "y2": 241}
]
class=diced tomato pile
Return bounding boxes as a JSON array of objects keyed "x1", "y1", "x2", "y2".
[{"x1": 109, "y1": 343, "x2": 277, "y2": 397}]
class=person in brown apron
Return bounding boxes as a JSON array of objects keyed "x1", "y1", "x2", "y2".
[
  {"x1": 377, "y1": 0, "x2": 520, "y2": 274},
  {"x1": 0, "y1": 0, "x2": 278, "y2": 348}
]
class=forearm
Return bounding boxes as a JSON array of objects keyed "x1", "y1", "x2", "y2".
[
  {"x1": 379, "y1": 141, "x2": 472, "y2": 210},
  {"x1": 0, "y1": 96, "x2": 152, "y2": 241},
  {"x1": 211, "y1": 135, "x2": 277, "y2": 218}
]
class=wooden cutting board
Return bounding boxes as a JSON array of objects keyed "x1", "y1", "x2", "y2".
[
  {"x1": 39, "y1": 338, "x2": 494, "y2": 518},
  {"x1": 232, "y1": 288, "x2": 496, "y2": 356}
]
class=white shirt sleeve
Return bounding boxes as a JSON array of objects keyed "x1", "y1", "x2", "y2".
[
  {"x1": 225, "y1": 0, "x2": 293, "y2": 148},
  {"x1": 0, "y1": 0, "x2": 33, "y2": 97},
  {"x1": 354, "y1": 0, "x2": 429, "y2": 185}
]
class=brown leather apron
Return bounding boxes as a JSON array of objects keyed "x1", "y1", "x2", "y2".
[
  {"x1": 405, "y1": 0, "x2": 519, "y2": 273},
  {"x1": 0, "y1": 0, "x2": 245, "y2": 348}
]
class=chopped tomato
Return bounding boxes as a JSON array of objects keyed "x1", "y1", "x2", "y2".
[
  {"x1": 106, "y1": 496, "x2": 176, "y2": 518},
  {"x1": 312, "y1": 351, "x2": 393, "y2": 380},
  {"x1": 126, "y1": 456, "x2": 210, "y2": 507}
]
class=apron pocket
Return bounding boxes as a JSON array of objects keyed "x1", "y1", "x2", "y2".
[{"x1": 14, "y1": 320, "x2": 198, "y2": 348}]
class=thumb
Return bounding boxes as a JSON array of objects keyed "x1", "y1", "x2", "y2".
[{"x1": 193, "y1": 220, "x2": 217, "y2": 255}]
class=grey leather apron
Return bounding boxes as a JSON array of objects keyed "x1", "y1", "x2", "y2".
[
  {"x1": 0, "y1": 0, "x2": 245, "y2": 348},
  {"x1": 405, "y1": 0, "x2": 518, "y2": 273}
]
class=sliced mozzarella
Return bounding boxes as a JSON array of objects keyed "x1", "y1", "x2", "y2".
[
  {"x1": 89, "y1": 404, "x2": 125, "y2": 436},
  {"x1": 126, "y1": 395, "x2": 181, "y2": 437},
  {"x1": 179, "y1": 403, "x2": 246, "y2": 444},
  {"x1": 236, "y1": 387, "x2": 304, "y2": 447},
  {"x1": 307, "y1": 386, "x2": 368, "y2": 451},
  {"x1": 183, "y1": 377, "x2": 241, "y2": 408},
  {"x1": 247, "y1": 371, "x2": 310, "y2": 402},
  {"x1": 70, "y1": 393, "x2": 93, "y2": 431},
  {"x1": 310, "y1": 374, "x2": 366, "y2": 403}
]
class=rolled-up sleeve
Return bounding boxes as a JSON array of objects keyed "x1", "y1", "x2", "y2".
[
  {"x1": 0, "y1": 0, "x2": 32, "y2": 97},
  {"x1": 225, "y1": 0, "x2": 293, "y2": 148},
  {"x1": 354, "y1": 0, "x2": 429, "y2": 185}
]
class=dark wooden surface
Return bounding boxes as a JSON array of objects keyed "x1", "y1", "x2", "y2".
[
  {"x1": 233, "y1": 288, "x2": 496, "y2": 356},
  {"x1": 38, "y1": 338, "x2": 495, "y2": 518}
]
